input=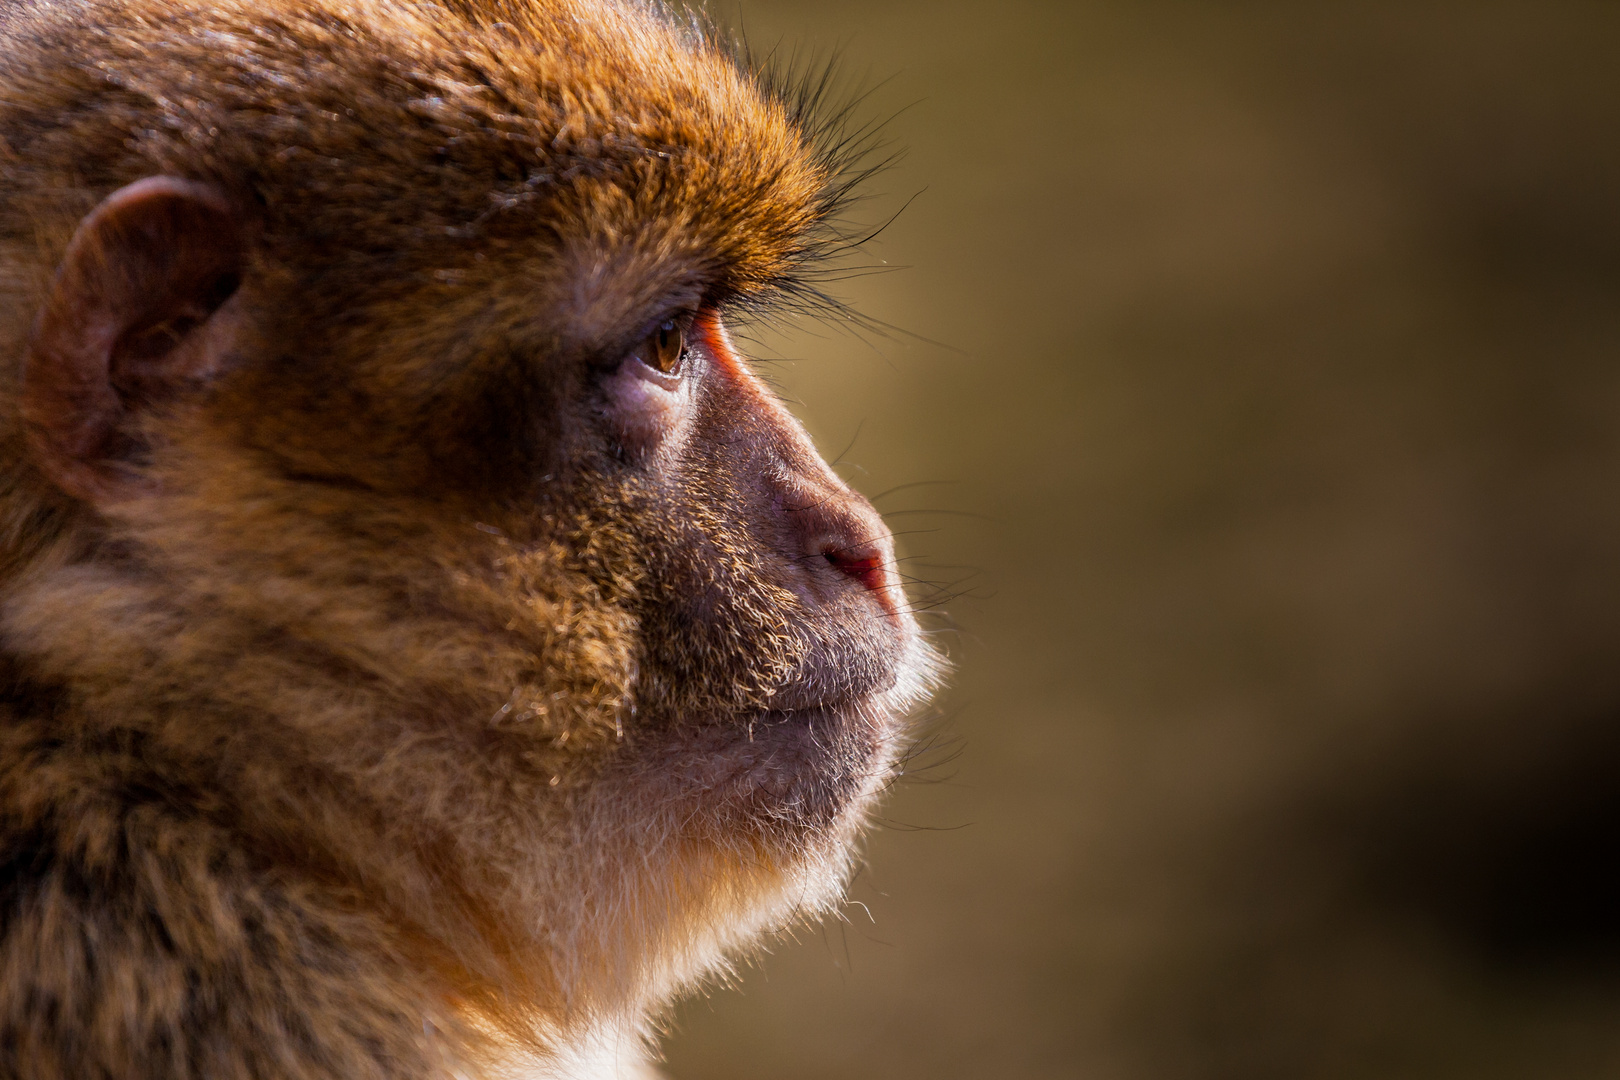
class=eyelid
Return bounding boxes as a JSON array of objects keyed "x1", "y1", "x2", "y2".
[
  {"x1": 647, "y1": 307, "x2": 697, "y2": 339},
  {"x1": 627, "y1": 351, "x2": 684, "y2": 390}
]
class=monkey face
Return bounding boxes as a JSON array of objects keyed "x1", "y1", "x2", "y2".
[
  {"x1": 574, "y1": 307, "x2": 934, "y2": 833},
  {"x1": 2, "y1": 0, "x2": 941, "y2": 1016},
  {"x1": 366, "y1": 287, "x2": 938, "y2": 841}
]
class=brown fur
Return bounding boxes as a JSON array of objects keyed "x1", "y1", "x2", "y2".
[{"x1": 0, "y1": 2, "x2": 941, "y2": 1076}]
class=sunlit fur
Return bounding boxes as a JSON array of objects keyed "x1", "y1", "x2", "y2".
[{"x1": 0, "y1": 1, "x2": 942, "y2": 1077}]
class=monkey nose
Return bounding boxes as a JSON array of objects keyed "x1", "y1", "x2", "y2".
[{"x1": 789, "y1": 487, "x2": 901, "y2": 617}]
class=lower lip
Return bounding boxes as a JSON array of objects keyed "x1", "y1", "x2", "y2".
[{"x1": 625, "y1": 701, "x2": 894, "y2": 802}]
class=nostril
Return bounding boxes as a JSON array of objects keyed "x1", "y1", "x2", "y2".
[
  {"x1": 822, "y1": 546, "x2": 887, "y2": 595},
  {"x1": 781, "y1": 482, "x2": 897, "y2": 613}
]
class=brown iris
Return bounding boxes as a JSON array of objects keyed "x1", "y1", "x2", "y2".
[{"x1": 639, "y1": 318, "x2": 686, "y2": 375}]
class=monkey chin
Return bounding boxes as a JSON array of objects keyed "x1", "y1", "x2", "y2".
[{"x1": 549, "y1": 632, "x2": 944, "y2": 1016}]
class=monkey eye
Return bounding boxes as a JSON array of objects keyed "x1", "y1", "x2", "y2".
[{"x1": 634, "y1": 318, "x2": 687, "y2": 376}]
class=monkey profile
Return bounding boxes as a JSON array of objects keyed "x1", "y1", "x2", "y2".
[{"x1": 0, "y1": 1, "x2": 941, "y2": 1076}]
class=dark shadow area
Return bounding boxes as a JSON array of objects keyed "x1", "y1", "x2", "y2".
[{"x1": 1360, "y1": 714, "x2": 1620, "y2": 974}]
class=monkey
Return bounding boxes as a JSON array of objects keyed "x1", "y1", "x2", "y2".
[{"x1": 0, "y1": 0, "x2": 942, "y2": 1076}]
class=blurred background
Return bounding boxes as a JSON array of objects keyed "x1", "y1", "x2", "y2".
[{"x1": 661, "y1": 3, "x2": 1620, "y2": 1078}]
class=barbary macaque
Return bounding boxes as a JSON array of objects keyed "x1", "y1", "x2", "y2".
[{"x1": 0, "y1": 1, "x2": 940, "y2": 1076}]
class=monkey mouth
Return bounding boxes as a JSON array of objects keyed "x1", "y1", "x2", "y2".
[
  {"x1": 630, "y1": 646, "x2": 942, "y2": 832},
  {"x1": 596, "y1": 696, "x2": 887, "y2": 836},
  {"x1": 595, "y1": 628, "x2": 942, "y2": 841}
]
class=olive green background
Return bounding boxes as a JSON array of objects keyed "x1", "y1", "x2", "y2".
[{"x1": 660, "y1": 3, "x2": 1620, "y2": 1078}]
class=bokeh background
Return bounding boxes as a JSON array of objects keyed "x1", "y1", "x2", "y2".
[{"x1": 661, "y1": 3, "x2": 1620, "y2": 1078}]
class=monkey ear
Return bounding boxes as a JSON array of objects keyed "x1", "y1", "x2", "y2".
[{"x1": 22, "y1": 176, "x2": 246, "y2": 505}]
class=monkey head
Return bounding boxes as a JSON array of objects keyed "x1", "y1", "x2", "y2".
[{"x1": 0, "y1": 0, "x2": 941, "y2": 1060}]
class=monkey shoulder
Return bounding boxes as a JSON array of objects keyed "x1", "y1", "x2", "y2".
[{"x1": 0, "y1": 701, "x2": 457, "y2": 1080}]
